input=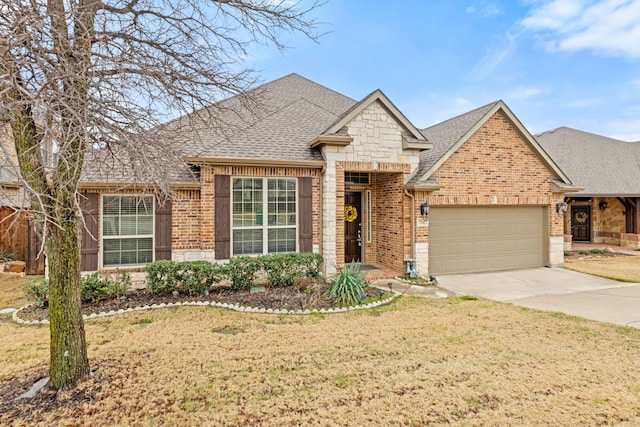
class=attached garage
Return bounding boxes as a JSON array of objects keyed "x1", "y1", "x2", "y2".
[{"x1": 429, "y1": 206, "x2": 548, "y2": 275}]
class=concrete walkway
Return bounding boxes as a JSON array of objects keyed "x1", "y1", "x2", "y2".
[{"x1": 436, "y1": 268, "x2": 640, "y2": 328}]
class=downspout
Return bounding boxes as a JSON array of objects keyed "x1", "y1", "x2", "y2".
[
  {"x1": 319, "y1": 165, "x2": 326, "y2": 256},
  {"x1": 404, "y1": 189, "x2": 415, "y2": 260}
]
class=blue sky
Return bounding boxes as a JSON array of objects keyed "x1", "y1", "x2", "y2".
[{"x1": 249, "y1": 0, "x2": 640, "y2": 141}]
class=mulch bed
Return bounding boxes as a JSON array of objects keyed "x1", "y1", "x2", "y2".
[{"x1": 17, "y1": 280, "x2": 386, "y2": 322}]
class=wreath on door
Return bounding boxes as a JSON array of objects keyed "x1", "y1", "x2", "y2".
[
  {"x1": 574, "y1": 211, "x2": 588, "y2": 224},
  {"x1": 344, "y1": 205, "x2": 358, "y2": 222}
]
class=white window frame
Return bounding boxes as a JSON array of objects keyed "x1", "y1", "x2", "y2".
[
  {"x1": 230, "y1": 177, "x2": 298, "y2": 256},
  {"x1": 100, "y1": 194, "x2": 155, "y2": 268}
]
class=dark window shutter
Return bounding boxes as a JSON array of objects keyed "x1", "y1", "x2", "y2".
[
  {"x1": 155, "y1": 199, "x2": 172, "y2": 261},
  {"x1": 298, "y1": 177, "x2": 313, "y2": 253},
  {"x1": 215, "y1": 175, "x2": 231, "y2": 259},
  {"x1": 80, "y1": 192, "x2": 99, "y2": 271}
]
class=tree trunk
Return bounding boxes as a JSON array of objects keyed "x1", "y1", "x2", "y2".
[{"x1": 46, "y1": 215, "x2": 90, "y2": 389}]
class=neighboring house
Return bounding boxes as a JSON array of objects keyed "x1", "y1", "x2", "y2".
[
  {"x1": 1, "y1": 74, "x2": 580, "y2": 277},
  {"x1": 536, "y1": 127, "x2": 640, "y2": 250}
]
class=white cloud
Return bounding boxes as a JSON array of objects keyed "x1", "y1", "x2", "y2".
[
  {"x1": 521, "y1": 0, "x2": 640, "y2": 58},
  {"x1": 563, "y1": 98, "x2": 603, "y2": 107},
  {"x1": 466, "y1": 3, "x2": 501, "y2": 17},
  {"x1": 469, "y1": 31, "x2": 517, "y2": 79},
  {"x1": 508, "y1": 86, "x2": 546, "y2": 99},
  {"x1": 480, "y1": 4, "x2": 501, "y2": 16}
]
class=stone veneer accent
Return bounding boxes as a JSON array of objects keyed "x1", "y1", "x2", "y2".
[
  {"x1": 320, "y1": 100, "x2": 421, "y2": 277},
  {"x1": 592, "y1": 197, "x2": 625, "y2": 245},
  {"x1": 414, "y1": 110, "x2": 565, "y2": 275}
]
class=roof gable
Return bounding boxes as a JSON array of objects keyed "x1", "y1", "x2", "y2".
[
  {"x1": 317, "y1": 89, "x2": 430, "y2": 149},
  {"x1": 410, "y1": 100, "x2": 571, "y2": 186}
]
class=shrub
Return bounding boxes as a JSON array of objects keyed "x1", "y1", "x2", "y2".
[
  {"x1": 24, "y1": 278, "x2": 48, "y2": 308},
  {"x1": 325, "y1": 261, "x2": 366, "y2": 307},
  {"x1": 0, "y1": 249, "x2": 16, "y2": 263},
  {"x1": 145, "y1": 260, "x2": 178, "y2": 294},
  {"x1": 259, "y1": 253, "x2": 324, "y2": 287},
  {"x1": 174, "y1": 261, "x2": 225, "y2": 294},
  {"x1": 227, "y1": 256, "x2": 260, "y2": 290},
  {"x1": 81, "y1": 271, "x2": 131, "y2": 303}
]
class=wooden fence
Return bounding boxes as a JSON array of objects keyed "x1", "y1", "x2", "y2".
[{"x1": 0, "y1": 207, "x2": 45, "y2": 275}]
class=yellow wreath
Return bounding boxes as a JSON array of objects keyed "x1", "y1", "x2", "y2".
[
  {"x1": 344, "y1": 205, "x2": 358, "y2": 222},
  {"x1": 575, "y1": 211, "x2": 588, "y2": 224}
]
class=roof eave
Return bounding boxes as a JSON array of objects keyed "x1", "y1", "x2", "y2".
[
  {"x1": 404, "y1": 183, "x2": 442, "y2": 192},
  {"x1": 402, "y1": 136, "x2": 433, "y2": 151},
  {"x1": 185, "y1": 157, "x2": 326, "y2": 169},
  {"x1": 551, "y1": 182, "x2": 584, "y2": 193},
  {"x1": 307, "y1": 135, "x2": 353, "y2": 149},
  {"x1": 79, "y1": 181, "x2": 201, "y2": 190}
]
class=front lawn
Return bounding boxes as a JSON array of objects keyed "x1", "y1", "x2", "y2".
[
  {"x1": 2, "y1": 294, "x2": 640, "y2": 425},
  {"x1": 565, "y1": 254, "x2": 640, "y2": 282}
]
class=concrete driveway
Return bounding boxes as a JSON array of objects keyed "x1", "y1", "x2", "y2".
[{"x1": 437, "y1": 267, "x2": 640, "y2": 328}]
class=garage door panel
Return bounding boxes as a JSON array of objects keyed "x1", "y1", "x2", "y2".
[{"x1": 429, "y1": 207, "x2": 546, "y2": 275}]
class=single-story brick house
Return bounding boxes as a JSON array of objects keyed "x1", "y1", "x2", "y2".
[
  {"x1": 2, "y1": 74, "x2": 595, "y2": 277},
  {"x1": 536, "y1": 127, "x2": 640, "y2": 250}
]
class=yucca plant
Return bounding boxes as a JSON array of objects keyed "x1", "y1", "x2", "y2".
[{"x1": 326, "y1": 261, "x2": 366, "y2": 307}]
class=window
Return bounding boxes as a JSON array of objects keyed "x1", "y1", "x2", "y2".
[
  {"x1": 232, "y1": 178, "x2": 297, "y2": 255},
  {"x1": 345, "y1": 172, "x2": 370, "y2": 185},
  {"x1": 102, "y1": 195, "x2": 154, "y2": 267}
]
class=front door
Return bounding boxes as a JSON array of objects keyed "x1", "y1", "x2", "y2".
[
  {"x1": 344, "y1": 192, "x2": 362, "y2": 263},
  {"x1": 571, "y1": 205, "x2": 591, "y2": 241}
]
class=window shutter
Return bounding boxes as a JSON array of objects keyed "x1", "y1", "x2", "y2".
[
  {"x1": 155, "y1": 199, "x2": 172, "y2": 261},
  {"x1": 215, "y1": 175, "x2": 231, "y2": 259},
  {"x1": 298, "y1": 177, "x2": 313, "y2": 253},
  {"x1": 80, "y1": 192, "x2": 99, "y2": 271}
]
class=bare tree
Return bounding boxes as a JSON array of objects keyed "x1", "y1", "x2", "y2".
[{"x1": 0, "y1": 0, "x2": 321, "y2": 390}]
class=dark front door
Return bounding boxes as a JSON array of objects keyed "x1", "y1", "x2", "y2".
[
  {"x1": 571, "y1": 205, "x2": 591, "y2": 241},
  {"x1": 344, "y1": 192, "x2": 362, "y2": 263}
]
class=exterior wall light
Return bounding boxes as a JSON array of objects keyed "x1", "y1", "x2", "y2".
[
  {"x1": 555, "y1": 201, "x2": 568, "y2": 214},
  {"x1": 598, "y1": 201, "x2": 608, "y2": 211},
  {"x1": 420, "y1": 201, "x2": 430, "y2": 220}
]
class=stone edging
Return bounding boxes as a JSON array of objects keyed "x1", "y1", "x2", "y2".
[{"x1": 12, "y1": 292, "x2": 401, "y2": 325}]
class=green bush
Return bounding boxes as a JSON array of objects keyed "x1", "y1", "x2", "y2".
[
  {"x1": 227, "y1": 256, "x2": 260, "y2": 290},
  {"x1": 24, "y1": 278, "x2": 48, "y2": 308},
  {"x1": 259, "y1": 253, "x2": 323, "y2": 287},
  {"x1": 174, "y1": 261, "x2": 225, "y2": 294},
  {"x1": 81, "y1": 271, "x2": 131, "y2": 303},
  {"x1": 325, "y1": 261, "x2": 366, "y2": 307},
  {"x1": 145, "y1": 260, "x2": 178, "y2": 294}
]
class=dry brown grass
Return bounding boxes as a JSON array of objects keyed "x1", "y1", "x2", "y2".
[
  {"x1": 0, "y1": 273, "x2": 34, "y2": 309},
  {"x1": 2, "y1": 295, "x2": 640, "y2": 426},
  {"x1": 565, "y1": 255, "x2": 640, "y2": 282}
]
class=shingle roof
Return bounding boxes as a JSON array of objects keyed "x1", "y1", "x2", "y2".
[
  {"x1": 168, "y1": 73, "x2": 357, "y2": 163},
  {"x1": 536, "y1": 127, "x2": 640, "y2": 196},
  {"x1": 407, "y1": 101, "x2": 501, "y2": 185}
]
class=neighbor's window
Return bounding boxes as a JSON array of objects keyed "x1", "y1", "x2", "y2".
[
  {"x1": 232, "y1": 178, "x2": 297, "y2": 255},
  {"x1": 102, "y1": 195, "x2": 154, "y2": 267}
]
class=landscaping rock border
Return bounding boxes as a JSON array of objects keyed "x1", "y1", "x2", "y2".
[{"x1": 12, "y1": 292, "x2": 401, "y2": 325}]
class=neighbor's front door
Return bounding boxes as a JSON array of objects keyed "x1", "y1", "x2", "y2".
[
  {"x1": 571, "y1": 205, "x2": 591, "y2": 241},
  {"x1": 344, "y1": 192, "x2": 362, "y2": 263}
]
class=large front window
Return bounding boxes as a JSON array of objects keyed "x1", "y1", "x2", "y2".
[
  {"x1": 232, "y1": 178, "x2": 297, "y2": 255},
  {"x1": 102, "y1": 195, "x2": 154, "y2": 267}
]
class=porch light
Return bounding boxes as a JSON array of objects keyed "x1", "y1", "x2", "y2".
[
  {"x1": 555, "y1": 201, "x2": 568, "y2": 214},
  {"x1": 420, "y1": 201, "x2": 430, "y2": 220},
  {"x1": 599, "y1": 201, "x2": 608, "y2": 211}
]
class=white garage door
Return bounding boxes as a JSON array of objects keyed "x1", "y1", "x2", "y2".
[{"x1": 429, "y1": 207, "x2": 547, "y2": 275}]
